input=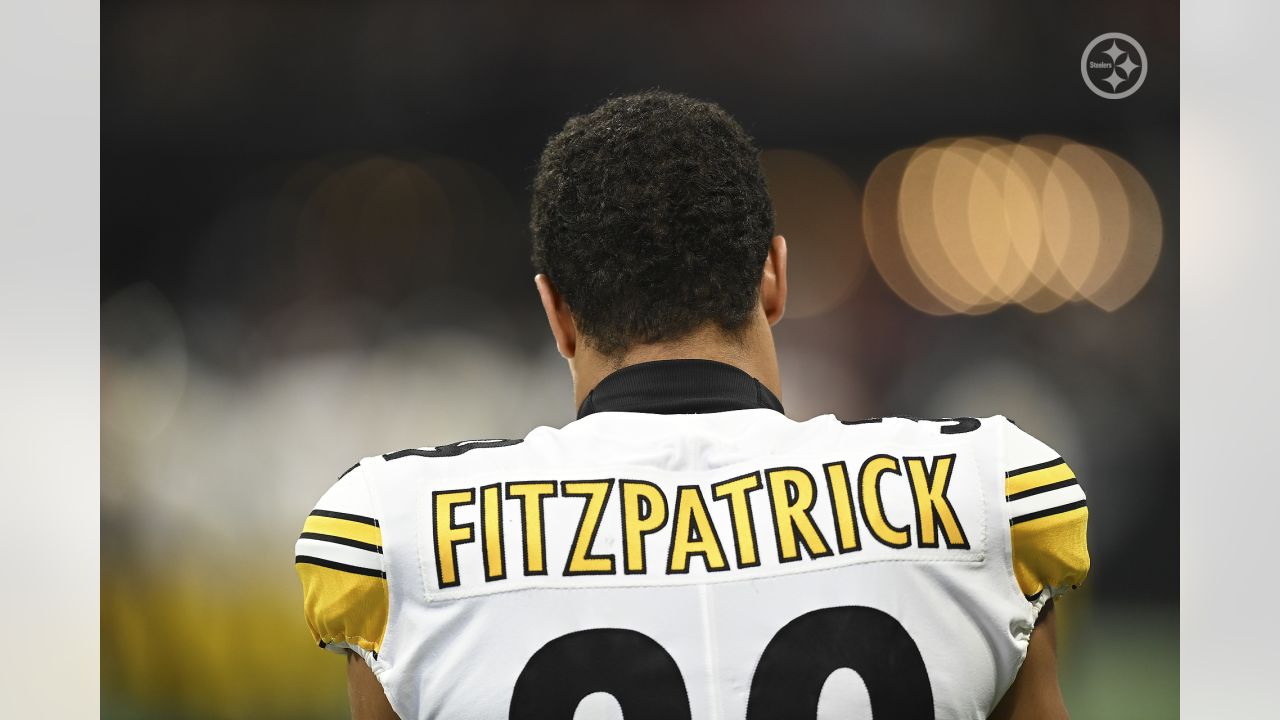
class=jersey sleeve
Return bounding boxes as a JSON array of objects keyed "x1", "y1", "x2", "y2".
[
  {"x1": 294, "y1": 461, "x2": 389, "y2": 658},
  {"x1": 998, "y1": 418, "x2": 1090, "y2": 601}
]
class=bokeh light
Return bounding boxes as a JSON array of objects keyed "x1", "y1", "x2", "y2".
[
  {"x1": 761, "y1": 149, "x2": 867, "y2": 318},
  {"x1": 864, "y1": 135, "x2": 1163, "y2": 315},
  {"x1": 1088, "y1": 147, "x2": 1163, "y2": 311},
  {"x1": 864, "y1": 148, "x2": 956, "y2": 315}
]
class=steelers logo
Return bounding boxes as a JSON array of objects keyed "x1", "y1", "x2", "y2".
[{"x1": 1081, "y1": 32, "x2": 1147, "y2": 100}]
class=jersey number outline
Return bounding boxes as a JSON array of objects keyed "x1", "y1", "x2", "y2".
[{"x1": 509, "y1": 605, "x2": 933, "y2": 719}]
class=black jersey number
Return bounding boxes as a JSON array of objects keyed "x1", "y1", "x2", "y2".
[
  {"x1": 842, "y1": 416, "x2": 982, "y2": 435},
  {"x1": 510, "y1": 629, "x2": 691, "y2": 720},
  {"x1": 747, "y1": 606, "x2": 932, "y2": 718},
  {"x1": 509, "y1": 605, "x2": 932, "y2": 719}
]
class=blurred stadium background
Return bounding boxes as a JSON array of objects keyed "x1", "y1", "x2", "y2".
[{"x1": 102, "y1": 2, "x2": 1177, "y2": 718}]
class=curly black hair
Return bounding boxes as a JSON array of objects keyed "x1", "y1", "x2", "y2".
[{"x1": 531, "y1": 91, "x2": 775, "y2": 357}]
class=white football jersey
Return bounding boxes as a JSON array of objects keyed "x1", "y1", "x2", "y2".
[{"x1": 296, "y1": 360, "x2": 1089, "y2": 719}]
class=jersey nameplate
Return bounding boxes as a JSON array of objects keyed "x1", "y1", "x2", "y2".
[{"x1": 420, "y1": 452, "x2": 986, "y2": 598}]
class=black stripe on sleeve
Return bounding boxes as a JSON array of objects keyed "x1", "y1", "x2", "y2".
[
  {"x1": 338, "y1": 462, "x2": 361, "y2": 480},
  {"x1": 299, "y1": 532, "x2": 383, "y2": 554},
  {"x1": 295, "y1": 555, "x2": 387, "y2": 578},
  {"x1": 1009, "y1": 499, "x2": 1088, "y2": 526},
  {"x1": 1005, "y1": 457, "x2": 1066, "y2": 478},
  {"x1": 1005, "y1": 478, "x2": 1079, "y2": 502},
  {"x1": 309, "y1": 508, "x2": 380, "y2": 527}
]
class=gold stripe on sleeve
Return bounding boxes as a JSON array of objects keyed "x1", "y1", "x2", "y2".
[
  {"x1": 302, "y1": 515, "x2": 383, "y2": 547},
  {"x1": 1005, "y1": 460, "x2": 1075, "y2": 497}
]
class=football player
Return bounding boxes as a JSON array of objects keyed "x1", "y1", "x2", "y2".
[{"x1": 295, "y1": 91, "x2": 1089, "y2": 719}]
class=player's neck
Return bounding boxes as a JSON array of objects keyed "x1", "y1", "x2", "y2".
[{"x1": 570, "y1": 320, "x2": 781, "y2": 410}]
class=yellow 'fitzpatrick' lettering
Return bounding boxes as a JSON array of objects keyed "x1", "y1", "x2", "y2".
[
  {"x1": 711, "y1": 472, "x2": 763, "y2": 568},
  {"x1": 668, "y1": 486, "x2": 729, "y2": 573},
  {"x1": 480, "y1": 483, "x2": 505, "y2": 581},
  {"x1": 426, "y1": 453, "x2": 973, "y2": 590},
  {"x1": 620, "y1": 480, "x2": 668, "y2": 574},
  {"x1": 906, "y1": 455, "x2": 968, "y2": 549},
  {"x1": 433, "y1": 489, "x2": 475, "y2": 588},
  {"x1": 505, "y1": 481, "x2": 557, "y2": 575},
  {"x1": 766, "y1": 467, "x2": 832, "y2": 562},
  {"x1": 859, "y1": 455, "x2": 911, "y2": 548},
  {"x1": 824, "y1": 461, "x2": 861, "y2": 553},
  {"x1": 561, "y1": 480, "x2": 616, "y2": 575}
]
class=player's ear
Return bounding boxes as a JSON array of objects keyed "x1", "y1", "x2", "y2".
[
  {"x1": 760, "y1": 234, "x2": 787, "y2": 326},
  {"x1": 535, "y1": 274, "x2": 577, "y2": 359}
]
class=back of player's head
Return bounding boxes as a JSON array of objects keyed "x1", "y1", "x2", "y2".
[{"x1": 531, "y1": 90, "x2": 775, "y2": 357}]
